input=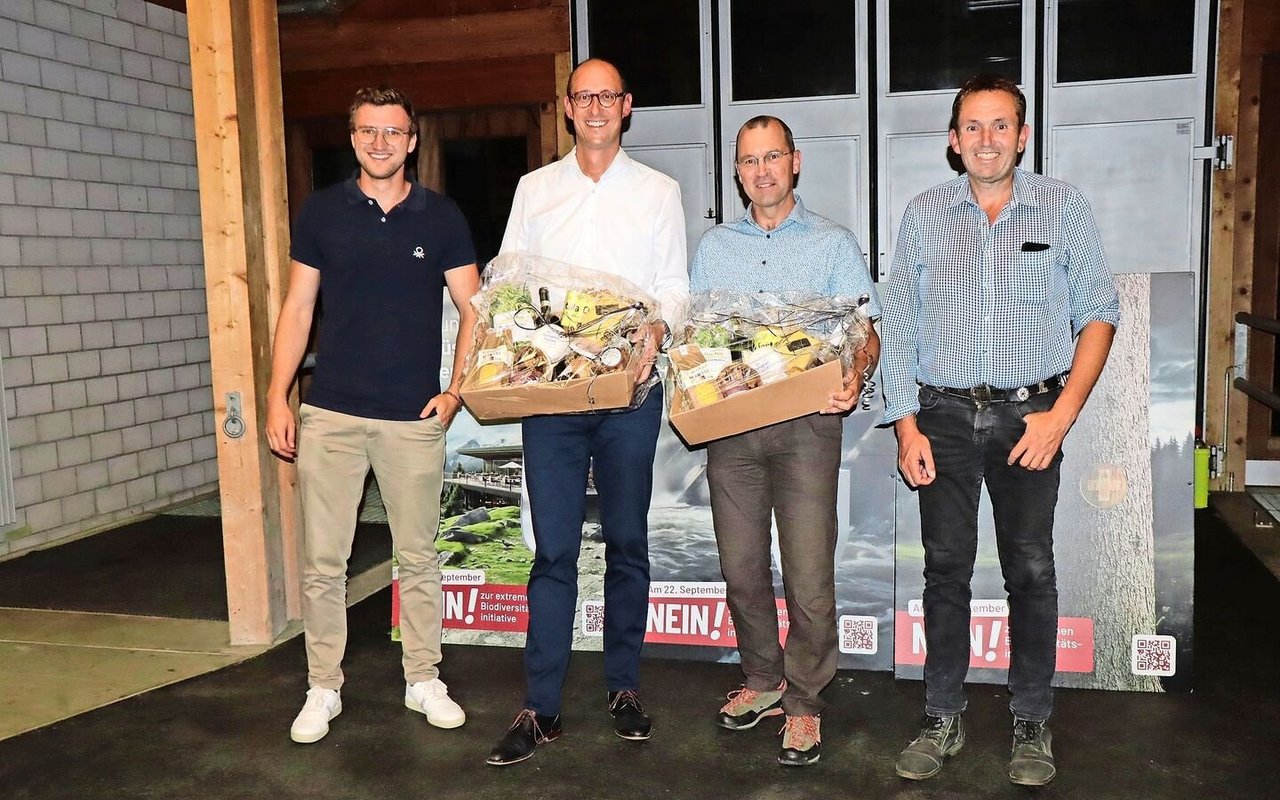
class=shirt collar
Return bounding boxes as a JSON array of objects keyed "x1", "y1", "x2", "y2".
[
  {"x1": 947, "y1": 168, "x2": 1040, "y2": 211},
  {"x1": 736, "y1": 193, "x2": 811, "y2": 234},
  {"x1": 561, "y1": 146, "x2": 633, "y2": 183},
  {"x1": 343, "y1": 173, "x2": 426, "y2": 211}
]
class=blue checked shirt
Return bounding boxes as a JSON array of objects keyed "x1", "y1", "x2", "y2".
[
  {"x1": 880, "y1": 168, "x2": 1119, "y2": 424},
  {"x1": 690, "y1": 194, "x2": 882, "y2": 316}
]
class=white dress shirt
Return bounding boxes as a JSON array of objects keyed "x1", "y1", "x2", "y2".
[{"x1": 499, "y1": 147, "x2": 689, "y2": 329}]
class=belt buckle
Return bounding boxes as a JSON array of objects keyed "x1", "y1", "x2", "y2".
[{"x1": 969, "y1": 384, "x2": 992, "y2": 409}]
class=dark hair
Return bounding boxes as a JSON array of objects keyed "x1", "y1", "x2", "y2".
[
  {"x1": 737, "y1": 115, "x2": 796, "y2": 156},
  {"x1": 348, "y1": 86, "x2": 417, "y2": 136},
  {"x1": 949, "y1": 74, "x2": 1026, "y2": 132},
  {"x1": 565, "y1": 58, "x2": 629, "y2": 97}
]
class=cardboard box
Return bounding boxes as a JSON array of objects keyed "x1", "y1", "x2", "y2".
[
  {"x1": 668, "y1": 359, "x2": 845, "y2": 446},
  {"x1": 461, "y1": 356, "x2": 643, "y2": 422}
]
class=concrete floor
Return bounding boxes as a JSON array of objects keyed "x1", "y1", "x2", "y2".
[{"x1": 0, "y1": 504, "x2": 1276, "y2": 799}]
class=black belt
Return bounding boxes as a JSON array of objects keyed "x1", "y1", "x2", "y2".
[{"x1": 925, "y1": 371, "x2": 1069, "y2": 406}]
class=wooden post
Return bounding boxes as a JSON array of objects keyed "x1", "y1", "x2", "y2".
[
  {"x1": 417, "y1": 114, "x2": 444, "y2": 193},
  {"x1": 187, "y1": 0, "x2": 296, "y2": 643},
  {"x1": 555, "y1": 50, "x2": 573, "y2": 158},
  {"x1": 1207, "y1": 0, "x2": 1280, "y2": 488}
]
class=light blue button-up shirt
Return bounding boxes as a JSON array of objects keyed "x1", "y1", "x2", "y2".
[
  {"x1": 690, "y1": 195, "x2": 882, "y2": 315},
  {"x1": 880, "y1": 168, "x2": 1120, "y2": 425}
]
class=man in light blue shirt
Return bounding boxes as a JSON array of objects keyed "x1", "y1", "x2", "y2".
[
  {"x1": 690, "y1": 115, "x2": 880, "y2": 767},
  {"x1": 881, "y1": 75, "x2": 1119, "y2": 788}
]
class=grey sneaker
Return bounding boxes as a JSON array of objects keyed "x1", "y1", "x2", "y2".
[
  {"x1": 1008, "y1": 719, "x2": 1056, "y2": 786},
  {"x1": 716, "y1": 680, "x2": 786, "y2": 730},
  {"x1": 895, "y1": 715, "x2": 965, "y2": 780}
]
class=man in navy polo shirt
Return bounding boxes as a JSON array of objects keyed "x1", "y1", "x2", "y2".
[{"x1": 265, "y1": 86, "x2": 481, "y2": 744}]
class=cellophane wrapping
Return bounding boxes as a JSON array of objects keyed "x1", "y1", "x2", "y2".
[
  {"x1": 668, "y1": 290, "x2": 873, "y2": 410},
  {"x1": 461, "y1": 251, "x2": 662, "y2": 410}
]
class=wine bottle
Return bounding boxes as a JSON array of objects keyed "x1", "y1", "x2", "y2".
[{"x1": 538, "y1": 286, "x2": 560, "y2": 326}]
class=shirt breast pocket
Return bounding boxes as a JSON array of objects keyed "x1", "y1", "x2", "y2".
[{"x1": 1014, "y1": 249, "x2": 1056, "y2": 306}]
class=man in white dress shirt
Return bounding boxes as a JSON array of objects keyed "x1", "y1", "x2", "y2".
[{"x1": 485, "y1": 58, "x2": 689, "y2": 767}]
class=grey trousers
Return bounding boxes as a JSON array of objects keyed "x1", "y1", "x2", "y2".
[{"x1": 706, "y1": 413, "x2": 843, "y2": 716}]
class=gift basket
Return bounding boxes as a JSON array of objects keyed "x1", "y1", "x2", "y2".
[
  {"x1": 667, "y1": 290, "x2": 874, "y2": 444},
  {"x1": 459, "y1": 251, "x2": 662, "y2": 421}
]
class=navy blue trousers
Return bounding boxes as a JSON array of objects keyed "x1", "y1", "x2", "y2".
[{"x1": 520, "y1": 387, "x2": 662, "y2": 716}]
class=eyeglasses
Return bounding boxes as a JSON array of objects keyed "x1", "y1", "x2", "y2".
[
  {"x1": 569, "y1": 89, "x2": 626, "y2": 108},
  {"x1": 736, "y1": 150, "x2": 793, "y2": 170},
  {"x1": 353, "y1": 126, "x2": 411, "y2": 145}
]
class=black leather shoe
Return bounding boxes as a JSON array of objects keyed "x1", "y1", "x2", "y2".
[
  {"x1": 485, "y1": 709, "x2": 562, "y2": 766},
  {"x1": 608, "y1": 690, "x2": 652, "y2": 740}
]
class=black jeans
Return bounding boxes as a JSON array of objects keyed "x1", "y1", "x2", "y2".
[{"x1": 915, "y1": 385, "x2": 1062, "y2": 723}]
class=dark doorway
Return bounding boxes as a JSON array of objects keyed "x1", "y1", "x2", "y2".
[{"x1": 442, "y1": 136, "x2": 527, "y2": 269}]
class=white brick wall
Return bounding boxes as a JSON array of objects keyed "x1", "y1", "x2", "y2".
[{"x1": 0, "y1": 0, "x2": 215, "y2": 557}]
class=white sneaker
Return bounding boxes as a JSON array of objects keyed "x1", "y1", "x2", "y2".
[
  {"x1": 290, "y1": 687, "x2": 341, "y2": 743},
  {"x1": 405, "y1": 678, "x2": 466, "y2": 729}
]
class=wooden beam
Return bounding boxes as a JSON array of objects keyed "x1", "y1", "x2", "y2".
[
  {"x1": 285, "y1": 122, "x2": 313, "y2": 222},
  {"x1": 1207, "y1": 0, "x2": 1245, "y2": 488},
  {"x1": 187, "y1": 0, "x2": 294, "y2": 644},
  {"x1": 554, "y1": 50, "x2": 572, "y2": 158},
  {"x1": 283, "y1": 54, "x2": 558, "y2": 118},
  {"x1": 416, "y1": 114, "x2": 443, "y2": 193},
  {"x1": 250, "y1": 0, "x2": 306, "y2": 624},
  {"x1": 1207, "y1": 0, "x2": 1280, "y2": 488},
  {"x1": 1247, "y1": 55, "x2": 1280, "y2": 458},
  {"x1": 340, "y1": 0, "x2": 567, "y2": 19},
  {"x1": 279, "y1": 7, "x2": 569, "y2": 73}
]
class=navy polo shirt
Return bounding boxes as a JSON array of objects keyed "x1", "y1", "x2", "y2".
[{"x1": 291, "y1": 176, "x2": 476, "y2": 421}]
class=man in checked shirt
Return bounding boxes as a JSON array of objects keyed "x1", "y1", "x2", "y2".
[{"x1": 880, "y1": 75, "x2": 1119, "y2": 787}]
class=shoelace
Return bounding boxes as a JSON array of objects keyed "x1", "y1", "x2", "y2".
[
  {"x1": 609, "y1": 690, "x2": 644, "y2": 714},
  {"x1": 917, "y1": 716, "x2": 953, "y2": 744},
  {"x1": 510, "y1": 709, "x2": 554, "y2": 743},
  {"x1": 780, "y1": 715, "x2": 821, "y2": 747},
  {"x1": 723, "y1": 679, "x2": 786, "y2": 712},
  {"x1": 1014, "y1": 721, "x2": 1044, "y2": 746}
]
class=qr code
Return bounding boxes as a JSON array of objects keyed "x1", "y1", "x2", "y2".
[
  {"x1": 580, "y1": 599, "x2": 605, "y2": 637},
  {"x1": 838, "y1": 615, "x2": 878, "y2": 655},
  {"x1": 1131, "y1": 634, "x2": 1176, "y2": 676}
]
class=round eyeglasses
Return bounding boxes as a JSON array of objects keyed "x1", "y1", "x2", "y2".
[
  {"x1": 569, "y1": 89, "x2": 626, "y2": 108},
  {"x1": 353, "y1": 126, "x2": 410, "y2": 145}
]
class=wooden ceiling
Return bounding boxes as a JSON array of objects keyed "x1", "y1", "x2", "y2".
[{"x1": 147, "y1": 0, "x2": 571, "y2": 119}]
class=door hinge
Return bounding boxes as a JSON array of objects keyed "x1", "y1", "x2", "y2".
[{"x1": 1192, "y1": 135, "x2": 1234, "y2": 170}]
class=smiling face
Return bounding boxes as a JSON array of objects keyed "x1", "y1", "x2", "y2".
[
  {"x1": 948, "y1": 89, "x2": 1029, "y2": 191},
  {"x1": 564, "y1": 59, "x2": 632, "y2": 155},
  {"x1": 350, "y1": 102, "x2": 417, "y2": 182},
  {"x1": 735, "y1": 120, "x2": 801, "y2": 219}
]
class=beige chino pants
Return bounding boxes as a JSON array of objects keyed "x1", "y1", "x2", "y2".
[{"x1": 296, "y1": 403, "x2": 447, "y2": 689}]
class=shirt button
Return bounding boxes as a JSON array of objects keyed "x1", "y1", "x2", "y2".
[
  {"x1": 368, "y1": 200, "x2": 373, "y2": 205},
  {"x1": 761, "y1": 260, "x2": 766, "y2": 265},
  {"x1": 381, "y1": 217, "x2": 386, "y2": 222},
  {"x1": 766, "y1": 234, "x2": 770, "y2": 239}
]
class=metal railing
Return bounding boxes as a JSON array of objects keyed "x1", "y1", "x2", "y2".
[{"x1": 1234, "y1": 312, "x2": 1280, "y2": 412}]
